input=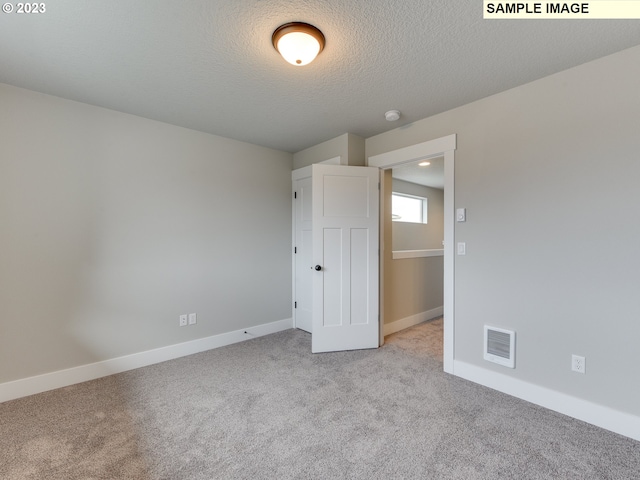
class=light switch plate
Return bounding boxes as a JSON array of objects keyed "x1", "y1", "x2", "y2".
[
  {"x1": 457, "y1": 242, "x2": 466, "y2": 255},
  {"x1": 456, "y1": 208, "x2": 466, "y2": 222}
]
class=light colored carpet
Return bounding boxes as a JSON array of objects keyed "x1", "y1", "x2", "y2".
[
  {"x1": 385, "y1": 317, "x2": 443, "y2": 360},
  {"x1": 1, "y1": 318, "x2": 639, "y2": 479}
]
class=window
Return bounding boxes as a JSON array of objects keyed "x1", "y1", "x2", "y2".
[{"x1": 392, "y1": 193, "x2": 427, "y2": 224}]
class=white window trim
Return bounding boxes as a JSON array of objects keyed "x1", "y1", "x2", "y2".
[{"x1": 391, "y1": 191, "x2": 428, "y2": 224}]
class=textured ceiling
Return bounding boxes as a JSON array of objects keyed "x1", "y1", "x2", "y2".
[{"x1": 1, "y1": 1, "x2": 639, "y2": 153}]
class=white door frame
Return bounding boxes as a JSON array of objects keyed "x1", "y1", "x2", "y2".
[
  {"x1": 291, "y1": 168, "x2": 309, "y2": 330},
  {"x1": 368, "y1": 134, "x2": 456, "y2": 374},
  {"x1": 291, "y1": 157, "x2": 341, "y2": 330}
]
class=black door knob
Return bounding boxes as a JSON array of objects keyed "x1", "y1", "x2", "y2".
[{"x1": 315, "y1": 265, "x2": 322, "y2": 271}]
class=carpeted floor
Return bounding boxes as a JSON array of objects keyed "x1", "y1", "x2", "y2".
[{"x1": 1, "y1": 318, "x2": 639, "y2": 479}]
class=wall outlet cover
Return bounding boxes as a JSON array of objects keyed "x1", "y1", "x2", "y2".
[{"x1": 571, "y1": 354, "x2": 586, "y2": 374}]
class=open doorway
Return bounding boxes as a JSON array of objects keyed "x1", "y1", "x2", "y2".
[
  {"x1": 381, "y1": 158, "x2": 445, "y2": 360},
  {"x1": 368, "y1": 134, "x2": 456, "y2": 373}
]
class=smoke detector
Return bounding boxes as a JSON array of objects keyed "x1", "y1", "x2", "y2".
[{"x1": 385, "y1": 110, "x2": 401, "y2": 122}]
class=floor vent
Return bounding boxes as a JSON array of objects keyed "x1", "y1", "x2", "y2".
[{"x1": 484, "y1": 326, "x2": 515, "y2": 368}]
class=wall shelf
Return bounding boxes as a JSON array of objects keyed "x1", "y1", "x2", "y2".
[{"x1": 392, "y1": 249, "x2": 444, "y2": 260}]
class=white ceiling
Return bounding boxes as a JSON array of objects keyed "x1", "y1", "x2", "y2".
[
  {"x1": 393, "y1": 157, "x2": 444, "y2": 190},
  {"x1": 1, "y1": 1, "x2": 638, "y2": 153}
]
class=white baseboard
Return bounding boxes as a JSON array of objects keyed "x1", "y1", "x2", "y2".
[
  {"x1": 384, "y1": 306, "x2": 443, "y2": 336},
  {"x1": 0, "y1": 318, "x2": 293, "y2": 404},
  {"x1": 453, "y1": 360, "x2": 640, "y2": 442}
]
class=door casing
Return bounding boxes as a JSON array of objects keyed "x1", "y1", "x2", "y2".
[
  {"x1": 291, "y1": 157, "x2": 340, "y2": 332},
  {"x1": 368, "y1": 134, "x2": 456, "y2": 374}
]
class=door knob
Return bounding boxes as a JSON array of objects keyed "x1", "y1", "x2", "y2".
[{"x1": 314, "y1": 265, "x2": 322, "y2": 271}]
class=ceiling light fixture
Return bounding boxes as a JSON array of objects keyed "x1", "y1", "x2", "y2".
[
  {"x1": 418, "y1": 161, "x2": 431, "y2": 167},
  {"x1": 385, "y1": 110, "x2": 401, "y2": 122},
  {"x1": 272, "y1": 22, "x2": 325, "y2": 66}
]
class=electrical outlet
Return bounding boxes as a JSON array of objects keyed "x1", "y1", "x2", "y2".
[
  {"x1": 571, "y1": 354, "x2": 585, "y2": 374},
  {"x1": 188, "y1": 313, "x2": 197, "y2": 325},
  {"x1": 179, "y1": 314, "x2": 188, "y2": 327}
]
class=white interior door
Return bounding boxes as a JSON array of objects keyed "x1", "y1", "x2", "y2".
[
  {"x1": 293, "y1": 172, "x2": 313, "y2": 333},
  {"x1": 311, "y1": 164, "x2": 379, "y2": 353}
]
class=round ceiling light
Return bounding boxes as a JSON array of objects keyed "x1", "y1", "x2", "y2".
[{"x1": 272, "y1": 22, "x2": 325, "y2": 66}]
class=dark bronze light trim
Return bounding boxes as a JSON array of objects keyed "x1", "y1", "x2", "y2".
[{"x1": 272, "y1": 22, "x2": 325, "y2": 59}]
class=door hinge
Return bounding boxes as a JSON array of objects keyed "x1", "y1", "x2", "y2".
[
  {"x1": 294, "y1": 192, "x2": 297, "y2": 199},
  {"x1": 294, "y1": 302, "x2": 297, "y2": 308},
  {"x1": 294, "y1": 247, "x2": 297, "y2": 254}
]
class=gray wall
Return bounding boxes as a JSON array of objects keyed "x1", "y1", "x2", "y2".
[
  {"x1": 0, "y1": 84, "x2": 293, "y2": 383},
  {"x1": 293, "y1": 133, "x2": 365, "y2": 169},
  {"x1": 368, "y1": 45, "x2": 640, "y2": 416},
  {"x1": 392, "y1": 178, "x2": 444, "y2": 251}
]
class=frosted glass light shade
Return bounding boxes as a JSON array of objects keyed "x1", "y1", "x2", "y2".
[
  {"x1": 272, "y1": 22, "x2": 325, "y2": 66},
  {"x1": 277, "y1": 32, "x2": 321, "y2": 66}
]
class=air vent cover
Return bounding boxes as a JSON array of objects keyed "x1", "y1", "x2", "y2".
[{"x1": 484, "y1": 326, "x2": 515, "y2": 368}]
